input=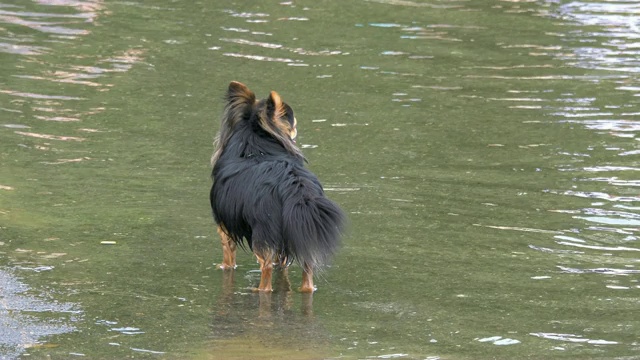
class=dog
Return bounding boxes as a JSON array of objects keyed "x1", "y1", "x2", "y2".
[{"x1": 210, "y1": 81, "x2": 345, "y2": 293}]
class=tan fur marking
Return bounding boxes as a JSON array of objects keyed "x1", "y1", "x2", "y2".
[
  {"x1": 269, "y1": 91, "x2": 286, "y2": 121},
  {"x1": 300, "y1": 264, "x2": 315, "y2": 293},
  {"x1": 217, "y1": 225, "x2": 237, "y2": 270},
  {"x1": 255, "y1": 90, "x2": 303, "y2": 159},
  {"x1": 290, "y1": 117, "x2": 297, "y2": 140},
  {"x1": 255, "y1": 250, "x2": 275, "y2": 292}
]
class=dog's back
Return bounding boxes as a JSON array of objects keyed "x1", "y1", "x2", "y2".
[{"x1": 212, "y1": 146, "x2": 343, "y2": 269}]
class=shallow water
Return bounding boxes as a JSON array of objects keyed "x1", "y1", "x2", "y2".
[{"x1": 0, "y1": 0, "x2": 639, "y2": 359}]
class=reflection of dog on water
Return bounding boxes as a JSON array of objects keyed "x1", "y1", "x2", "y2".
[
  {"x1": 210, "y1": 81, "x2": 345, "y2": 293},
  {"x1": 218, "y1": 269, "x2": 313, "y2": 318},
  {"x1": 210, "y1": 270, "x2": 331, "y2": 358}
]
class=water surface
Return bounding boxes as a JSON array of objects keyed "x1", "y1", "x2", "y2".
[{"x1": 1, "y1": 0, "x2": 639, "y2": 359}]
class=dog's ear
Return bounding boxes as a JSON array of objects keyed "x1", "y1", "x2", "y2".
[
  {"x1": 258, "y1": 90, "x2": 303, "y2": 160},
  {"x1": 212, "y1": 81, "x2": 257, "y2": 166},
  {"x1": 227, "y1": 81, "x2": 255, "y2": 107},
  {"x1": 223, "y1": 81, "x2": 255, "y2": 125},
  {"x1": 266, "y1": 90, "x2": 286, "y2": 122},
  {"x1": 263, "y1": 90, "x2": 289, "y2": 137}
]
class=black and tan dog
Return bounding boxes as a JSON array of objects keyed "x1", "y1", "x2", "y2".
[{"x1": 210, "y1": 81, "x2": 345, "y2": 293}]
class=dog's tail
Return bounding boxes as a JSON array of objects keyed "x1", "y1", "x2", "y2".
[
  {"x1": 281, "y1": 175, "x2": 346, "y2": 271},
  {"x1": 211, "y1": 81, "x2": 256, "y2": 166}
]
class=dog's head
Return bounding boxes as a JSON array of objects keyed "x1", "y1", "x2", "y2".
[
  {"x1": 211, "y1": 81, "x2": 304, "y2": 164},
  {"x1": 213, "y1": 81, "x2": 302, "y2": 164}
]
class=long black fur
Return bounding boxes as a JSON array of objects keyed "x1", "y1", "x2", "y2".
[{"x1": 210, "y1": 83, "x2": 345, "y2": 271}]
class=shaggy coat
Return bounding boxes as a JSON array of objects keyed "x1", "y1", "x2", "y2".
[{"x1": 210, "y1": 81, "x2": 344, "y2": 292}]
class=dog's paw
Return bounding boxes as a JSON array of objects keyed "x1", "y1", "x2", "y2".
[
  {"x1": 217, "y1": 263, "x2": 237, "y2": 270},
  {"x1": 251, "y1": 287, "x2": 273, "y2": 293},
  {"x1": 298, "y1": 285, "x2": 317, "y2": 293}
]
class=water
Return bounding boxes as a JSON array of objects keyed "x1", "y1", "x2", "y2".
[{"x1": 0, "y1": 0, "x2": 639, "y2": 359}]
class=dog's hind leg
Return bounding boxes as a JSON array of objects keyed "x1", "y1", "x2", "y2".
[
  {"x1": 217, "y1": 225, "x2": 237, "y2": 270},
  {"x1": 255, "y1": 250, "x2": 275, "y2": 292},
  {"x1": 300, "y1": 264, "x2": 316, "y2": 293}
]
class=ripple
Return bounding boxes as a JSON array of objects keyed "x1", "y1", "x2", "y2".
[
  {"x1": 0, "y1": 14, "x2": 90, "y2": 35},
  {"x1": 528, "y1": 244, "x2": 583, "y2": 255},
  {"x1": 15, "y1": 131, "x2": 86, "y2": 141},
  {"x1": 530, "y1": 332, "x2": 618, "y2": 345},
  {"x1": 33, "y1": 115, "x2": 80, "y2": 122},
  {"x1": 13, "y1": 74, "x2": 103, "y2": 87},
  {"x1": 556, "y1": 241, "x2": 640, "y2": 252},
  {"x1": 363, "y1": 21, "x2": 466, "y2": 41},
  {"x1": 111, "y1": 326, "x2": 145, "y2": 335},
  {"x1": 223, "y1": 10, "x2": 269, "y2": 19},
  {"x1": 474, "y1": 224, "x2": 562, "y2": 235},
  {"x1": 369, "y1": 23, "x2": 402, "y2": 28},
  {"x1": 574, "y1": 216, "x2": 640, "y2": 227},
  {"x1": 582, "y1": 166, "x2": 640, "y2": 172},
  {"x1": 0, "y1": 42, "x2": 49, "y2": 55},
  {"x1": 220, "y1": 37, "x2": 283, "y2": 49},
  {"x1": 218, "y1": 37, "x2": 343, "y2": 59},
  {"x1": 365, "y1": 0, "x2": 463, "y2": 9},
  {"x1": 546, "y1": 189, "x2": 639, "y2": 202},
  {"x1": 0, "y1": 89, "x2": 85, "y2": 100},
  {"x1": 221, "y1": 26, "x2": 250, "y2": 33},
  {"x1": 380, "y1": 50, "x2": 407, "y2": 56},
  {"x1": 222, "y1": 52, "x2": 300, "y2": 63},
  {"x1": 557, "y1": 266, "x2": 640, "y2": 275},
  {"x1": 277, "y1": 17, "x2": 308, "y2": 21},
  {"x1": 476, "y1": 336, "x2": 521, "y2": 346},
  {"x1": 131, "y1": 348, "x2": 165, "y2": 355},
  {"x1": 1, "y1": 123, "x2": 30, "y2": 128},
  {"x1": 0, "y1": 9, "x2": 94, "y2": 19},
  {"x1": 558, "y1": 119, "x2": 640, "y2": 132}
]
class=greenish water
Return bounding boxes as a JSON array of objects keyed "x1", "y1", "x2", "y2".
[{"x1": 1, "y1": 0, "x2": 639, "y2": 359}]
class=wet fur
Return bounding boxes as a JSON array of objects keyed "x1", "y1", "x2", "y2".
[{"x1": 210, "y1": 81, "x2": 345, "y2": 291}]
